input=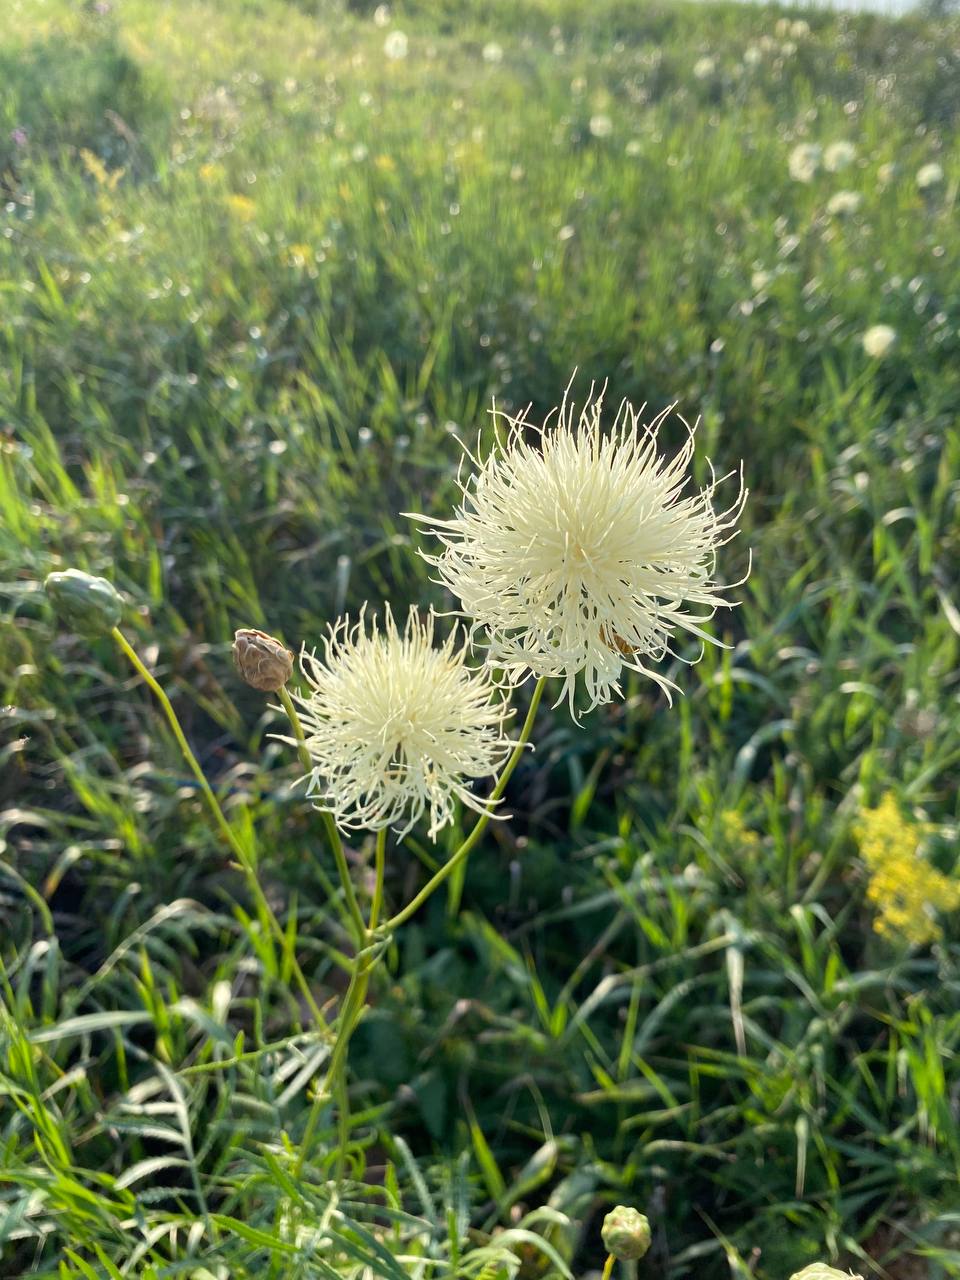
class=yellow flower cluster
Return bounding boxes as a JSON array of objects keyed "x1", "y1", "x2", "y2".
[
  {"x1": 225, "y1": 193, "x2": 256, "y2": 221},
  {"x1": 856, "y1": 794, "x2": 959, "y2": 946},
  {"x1": 719, "y1": 809, "x2": 760, "y2": 854}
]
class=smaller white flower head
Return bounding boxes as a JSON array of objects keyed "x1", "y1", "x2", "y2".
[
  {"x1": 290, "y1": 606, "x2": 512, "y2": 838},
  {"x1": 791, "y1": 19, "x2": 811, "y2": 37},
  {"x1": 589, "y1": 114, "x2": 613, "y2": 138},
  {"x1": 824, "y1": 141, "x2": 856, "y2": 172},
  {"x1": 373, "y1": 3, "x2": 390, "y2": 26},
  {"x1": 862, "y1": 324, "x2": 897, "y2": 358},
  {"x1": 482, "y1": 41, "x2": 504, "y2": 64},
  {"x1": 826, "y1": 190, "x2": 861, "y2": 216},
  {"x1": 693, "y1": 56, "x2": 716, "y2": 79},
  {"x1": 877, "y1": 161, "x2": 896, "y2": 187},
  {"x1": 743, "y1": 44, "x2": 763, "y2": 66},
  {"x1": 789, "y1": 142, "x2": 821, "y2": 183},
  {"x1": 410, "y1": 385, "x2": 747, "y2": 716},
  {"x1": 917, "y1": 162, "x2": 944, "y2": 190},
  {"x1": 383, "y1": 30, "x2": 409, "y2": 60}
]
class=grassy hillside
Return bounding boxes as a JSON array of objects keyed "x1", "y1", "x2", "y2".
[{"x1": 2, "y1": 0, "x2": 960, "y2": 1276}]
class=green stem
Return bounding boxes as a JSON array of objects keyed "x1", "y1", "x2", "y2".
[
  {"x1": 278, "y1": 686, "x2": 368, "y2": 946},
  {"x1": 111, "y1": 627, "x2": 327, "y2": 1033},
  {"x1": 369, "y1": 828, "x2": 387, "y2": 931},
  {"x1": 294, "y1": 677, "x2": 545, "y2": 1181},
  {"x1": 296, "y1": 827, "x2": 389, "y2": 1181},
  {"x1": 383, "y1": 675, "x2": 546, "y2": 932},
  {"x1": 601, "y1": 1257, "x2": 616, "y2": 1280}
]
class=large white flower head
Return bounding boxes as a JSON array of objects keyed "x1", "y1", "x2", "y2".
[
  {"x1": 410, "y1": 385, "x2": 748, "y2": 715},
  {"x1": 290, "y1": 606, "x2": 512, "y2": 837}
]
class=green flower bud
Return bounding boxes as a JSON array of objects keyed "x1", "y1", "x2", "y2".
[
  {"x1": 233, "y1": 628, "x2": 294, "y2": 692},
  {"x1": 790, "y1": 1266, "x2": 862, "y2": 1280},
  {"x1": 601, "y1": 1205, "x2": 651, "y2": 1262},
  {"x1": 44, "y1": 569, "x2": 123, "y2": 635}
]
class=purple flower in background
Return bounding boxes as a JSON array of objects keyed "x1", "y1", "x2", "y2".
[{"x1": 11, "y1": 128, "x2": 28, "y2": 148}]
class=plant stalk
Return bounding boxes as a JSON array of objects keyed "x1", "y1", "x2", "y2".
[
  {"x1": 111, "y1": 627, "x2": 327, "y2": 1031},
  {"x1": 383, "y1": 675, "x2": 546, "y2": 931}
]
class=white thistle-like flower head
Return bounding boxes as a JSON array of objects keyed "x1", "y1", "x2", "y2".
[
  {"x1": 289, "y1": 606, "x2": 512, "y2": 838},
  {"x1": 409, "y1": 385, "x2": 747, "y2": 715},
  {"x1": 824, "y1": 141, "x2": 856, "y2": 173},
  {"x1": 862, "y1": 323, "x2": 897, "y2": 359},
  {"x1": 826, "y1": 190, "x2": 861, "y2": 217},
  {"x1": 789, "y1": 142, "x2": 821, "y2": 183},
  {"x1": 916, "y1": 161, "x2": 944, "y2": 190}
]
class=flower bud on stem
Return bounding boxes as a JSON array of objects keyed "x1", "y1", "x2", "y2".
[
  {"x1": 233, "y1": 628, "x2": 294, "y2": 692},
  {"x1": 45, "y1": 569, "x2": 123, "y2": 634}
]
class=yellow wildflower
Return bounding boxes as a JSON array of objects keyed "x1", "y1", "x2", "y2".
[
  {"x1": 226, "y1": 193, "x2": 256, "y2": 221},
  {"x1": 719, "y1": 810, "x2": 760, "y2": 854},
  {"x1": 199, "y1": 162, "x2": 224, "y2": 183},
  {"x1": 80, "y1": 148, "x2": 125, "y2": 193},
  {"x1": 282, "y1": 243, "x2": 313, "y2": 268},
  {"x1": 855, "y1": 794, "x2": 960, "y2": 946}
]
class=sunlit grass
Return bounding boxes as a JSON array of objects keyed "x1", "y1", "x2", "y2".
[{"x1": 1, "y1": 0, "x2": 959, "y2": 1275}]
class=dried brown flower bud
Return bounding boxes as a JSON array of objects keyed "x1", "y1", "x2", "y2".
[{"x1": 233, "y1": 628, "x2": 294, "y2": 692}]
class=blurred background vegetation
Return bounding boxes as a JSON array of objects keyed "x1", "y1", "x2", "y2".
[{"x1": 2, "y1": 0, "x2": 959, "y2": 1276}]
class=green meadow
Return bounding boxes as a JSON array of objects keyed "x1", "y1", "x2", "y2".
[{"x1": 2, "y1": 0, "x2": 960, "y2": 1275}]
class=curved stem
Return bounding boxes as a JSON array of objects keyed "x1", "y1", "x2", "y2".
[
  {"x1": 601, "y1": 1257, "x2": 616, "y2": 1280},
  {"x1": 111, "y1": 627, "x2": 327, "y2": 1032},
  {"x1": 278, "y1": 685, "x2": 368, "y2": 946},
  {"x1": 383, "y1": 676, "x2": 546, "y2": 932}
]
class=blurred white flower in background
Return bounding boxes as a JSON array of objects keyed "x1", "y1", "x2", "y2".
[
  {"x1": 862, "y1": 324, "x2": 897, "y2": 358},
  {"x1": 827, "y1": 190, "x2": 862, "y2": 216},
  {"x1": 791, "y1": 19, "x2": 811, "y2": 36},
  {"x1": 410, "y1": 385, "x2": 747, "y2": 715},
  {"x1": 877, "y1": 162, "x2": 896, "y2": 187},
  {"x1": 789, "y1": 142, "x2": 821, "y2": 182},
  {"x1": 743, "y1": 44, "x2": 763, "y2": 66},
  {"x1": 482, "y1": 41, "x2": 504, "y2": 64},
  {"x1": 383, "y1": 30, "x2": 409, "y2": 60},
  {"x1": 751, "y1": 268, "x2": 773, "y2": 292},
  {"x1": 917, "y1": 162, "x2": 944, "y2": 189},
  {"x1": 373, "y1": 3, "x2": 390, "y2": 26},
  {"x1": 693, "y1": 56, "x2": 716, "y2": 79},
  {"x1": 291, "y1": 607, "x2": 511, "y2": 838},
  {"x1": 824, "y1": 141, "x2": 856, "y2": 172},
  {"x1": 589, "y1": 114, "x2": 613, "y2": 138}
]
